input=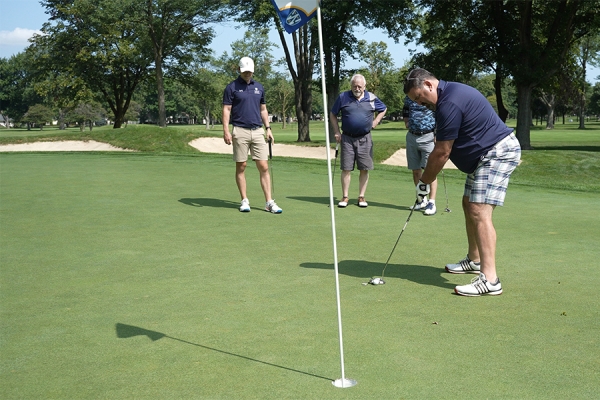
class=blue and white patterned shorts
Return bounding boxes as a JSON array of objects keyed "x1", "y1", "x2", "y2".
[{"x1": 464, "y1": 133, "x2": 521, "y2": 206}]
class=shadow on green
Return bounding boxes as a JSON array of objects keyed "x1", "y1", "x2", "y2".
[
  {"x1": 178, "y1": 197, "x2": 239, "y2": 208},
  {"x1": 300, "y1": 260, "x2": 455, "y2": 289},
  {"x1": 287, "y1": 195, "x2": 410, "y2": 211},
  {"x1": 115, "y1": 323, "x2": 332, "y2": 382}
]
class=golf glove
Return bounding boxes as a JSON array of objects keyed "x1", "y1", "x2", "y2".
[{"x1": 416, "y1": 180, "x2": 430, "y2": 203}]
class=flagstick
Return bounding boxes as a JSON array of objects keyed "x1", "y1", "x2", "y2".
[{"x1": 316, "y1": 6, "x2": 357, "y2": 389}]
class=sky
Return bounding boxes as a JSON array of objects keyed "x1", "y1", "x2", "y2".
[{"x1": 1, "y1": 0, "x2": 598, "y2": 83}]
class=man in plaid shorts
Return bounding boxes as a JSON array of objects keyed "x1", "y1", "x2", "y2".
[{"x1": 403, "y1": 68, "x2": 521, "y2": 296}]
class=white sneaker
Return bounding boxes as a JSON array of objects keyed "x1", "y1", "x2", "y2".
[
  {"x1": 410, "y1": 197, "x2": 427, "y2": 211},
  {"x1": 454, "y1": 273, "x2": 502, "y2": 296},
  {"x1": 239, "y1": 198, "x2": 250, "y2": 212},
  {"x1": 265, "y1": 200, "x2": 282, "y2": 214},
  {"x1": 358, "y1": 196, "x2": 368, "y2": 207},
  {"x1": 423, "y1": 201, "x2": 437, "y2": 215},
  {"x1": 338, "y1": 196, "x2": 349, "y2": 208},
  {"x1": 445, "y1": 255, "x2": 481, "y2": 274}
]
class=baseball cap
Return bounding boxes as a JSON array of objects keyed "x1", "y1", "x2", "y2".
[{"x1": 239, "y1": 57, "x2": 254, "y2": 73}]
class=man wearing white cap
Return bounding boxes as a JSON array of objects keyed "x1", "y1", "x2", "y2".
[{"x1": 222, "y1": 57, "x2": 282, "y2": 214}]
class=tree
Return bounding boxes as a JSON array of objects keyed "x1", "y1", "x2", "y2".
[
  {"x1": 576, "y1": 33, "x2": 600, "y2": 128},
  {"x1": 229, "y1": 0, "x2": 317, "y2": 141},
  {"x1": 509, "y1": 1, "x2": 600, "y2": 148},
  {"x1": 216, "y1": 28, "x2": 278, "y2": 82},
  {"x1": 67, "y1": 101, "x2": 106, "y2": 131},
  {"x1": 123, "y1": 101, "x2": 142, "y2": 126},
  {"x1": 268, "y1": 72, "x2": 295, "y2": 129},
  {"x1": 0, "y1": 53, "x2": 43, "y2": 127},
  {"x1": 132, "y1": 0, "x2": 225, "y2": 128},
  {"x1": 410, "y1": 0, "x2": 600, "y2": 149},
  {"x1": 230, "y1": 1, "x2": 413, "y2": 142},
  {"x1": 36, "y1": 0, "x2": 153, "y2": 128},
  {"x1": 186, "y1": 62, "x2": 228, "y2": 128},
  {"x1": 377, "y1": 67, "x2": 408, "y2": 118},
  {"x1": 411, "y1": 1, "x2": 521, "y2": 122},
  {"x1": 588, "y1": 82, "x2": 600, "y2": 117},
  {"x1": 318, "y1": 1, "x2": 413, "y2": 140},
  {"x1": 22, "y1": 104, "x2": 54, "y2": 130},
  {"x1": 355, "y1": 40, "x2": 394, "y2": 95}
]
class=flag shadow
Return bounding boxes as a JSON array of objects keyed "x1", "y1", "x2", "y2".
[
  {"x1": 300, "y1": 260, "x2": 455, "y2": 289},
  {"x1": 287, "y1": 196, "x2": 408, "y2": 210},
  {"x1": 115, "y1": 323, "x2": 332, "y2": 382}
]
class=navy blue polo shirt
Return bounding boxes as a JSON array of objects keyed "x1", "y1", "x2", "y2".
[
  {"x1": 435, "y1": 80, "x2": 513, "y2": 173},
  {"x1": 222, "y1": 76, "x2": 265, "y2": 128},
  {"x1": 331, "y1": 91, "x2": 387, "y2": 136}
]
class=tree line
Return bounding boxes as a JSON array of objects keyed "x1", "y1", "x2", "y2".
[{"x1": 1, "y1": 0, "x2": 599, "y2": 149}]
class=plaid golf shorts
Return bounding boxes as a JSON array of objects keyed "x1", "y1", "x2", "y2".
[{"x1": 464, "y1": 133, "x2": 521, "y2": 206}]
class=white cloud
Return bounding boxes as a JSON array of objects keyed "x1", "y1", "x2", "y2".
[{"x1": 0, "y1": 27, "x2": 43, "y2": 47}]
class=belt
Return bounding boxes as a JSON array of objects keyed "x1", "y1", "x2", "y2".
[
  {"x1": 236, "y1": 125, "x2": 263, "y2": 130},
  {"x1": 343, "y1": 132, "x2": 369, "y2": 138},
  {"x1": 410, "y1": 130, "x2": 434, "y2": 136}
]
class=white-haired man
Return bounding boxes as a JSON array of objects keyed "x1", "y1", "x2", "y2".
[{"x1": 330, "y1": 74, "x2": 387, "y2": 208}]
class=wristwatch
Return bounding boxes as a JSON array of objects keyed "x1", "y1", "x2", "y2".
[{"x1": 265, "y1": 126, "x2": 271, "y2": 130}]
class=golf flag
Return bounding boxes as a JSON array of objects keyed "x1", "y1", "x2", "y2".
[{"x1": 271, "y1": 0, "x2": 320, "y2": 33}]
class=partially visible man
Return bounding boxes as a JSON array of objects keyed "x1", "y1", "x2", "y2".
[
  {"x1": 330, "y1": 74, "x2": 387, "y2": 208},
  {"x1": 404, "y1": 68, "x2": 521, "y2": 296},
  {"x1": 222, "y1": 57, "x2": 282, "y2": 214},
  {"x1": 403, "y1": 95, "x2": 438, "y2": 215}
]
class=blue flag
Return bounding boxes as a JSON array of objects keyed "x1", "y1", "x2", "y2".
[{"x1": 271, "y1": 0, "x2": 320, "y2": 33}]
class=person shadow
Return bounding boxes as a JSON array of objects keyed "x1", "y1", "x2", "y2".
[
  {"x1": 300, "y1": 259, "x2": 455, "y2": 289},
  {"x1": 179, "y1": 198, "x2": 239, "y2": 209},
  {"x1": 287, "y1": 196, "x2": 410, "y2": 211}
]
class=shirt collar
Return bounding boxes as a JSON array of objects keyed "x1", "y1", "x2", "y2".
[{"x1": 237, "y1": 75, "x2": 254, "y2": 85}]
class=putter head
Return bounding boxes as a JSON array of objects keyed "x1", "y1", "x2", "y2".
[
  {"x1": 368, "y1": 277, "x2": 385, "y2": 285},
  {"x1": 445, "y1": 208, "x2": 451, "y2": 213}
]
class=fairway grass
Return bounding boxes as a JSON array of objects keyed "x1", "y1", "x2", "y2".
[{"x1": 1, "y1": 152, "x2": 599, "y2": 399}]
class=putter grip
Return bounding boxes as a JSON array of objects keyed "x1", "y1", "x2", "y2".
[{"x1": 268, "y1": 139, "x2": 272, "y2": 159}]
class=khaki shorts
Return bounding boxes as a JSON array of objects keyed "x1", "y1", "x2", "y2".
[{"x1": 232, "y1": 126, "x2": 268, "y2": 162}]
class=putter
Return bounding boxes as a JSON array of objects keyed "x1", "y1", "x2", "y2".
[
  {"x1": 365, "y1": 198, "x2": 420, "y2": 285},
  {"x1": 268, "y1": 138, "x2": 274, "y2": 194},
  {"x1": 441, "y1": 169, "x2": 451, "y2": 212},
  {"x1": 331, "y1": 143, "x2": 339, "y2": 186}
]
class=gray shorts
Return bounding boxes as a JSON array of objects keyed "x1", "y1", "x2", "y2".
[
  {"x1": 340, "y1": 133, "x2": 374, "y2": 171},
  {"x1": 464, "y1": 133, "x2": 521, "y2": 206},
  {"x1": 405, "y1": 131, "x2": 434, "y2": 170}
]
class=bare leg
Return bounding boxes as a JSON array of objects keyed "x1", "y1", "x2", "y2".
[
  {"x1": 341, "y1": 170, "x2": 351, "y2": 198},
  {"x1": 236, "y1": 161, "x2": 248, "y2": 200},
  {"x1": 358, "y1": 170, "x2": 369, "y2": 197},
  {"x1": 412, "y1": 169, "x2": 422, "y2": 185},
  {"x1": 255, "y1": 159, "x2": 272, "y2": 202},
  {"x1": 429, "y1": 178, "x2": 438, "y2": 201},
  {"x1": 464, "y1": 198, "x2": 497, "y2": 281}
]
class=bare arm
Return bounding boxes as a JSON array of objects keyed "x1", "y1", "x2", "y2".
[
  {"x1": 222, "y1": 105, "x2": 232, "y2": 144},
  {"x1": 329, "y1": 112, "x2": 341, "y2": 143},
  {"x1": 421, "y1": 139, "x2": 453, "y2": 184},
  {"x1": 260, "y1": 104, "x2": 273, "y2": 143},
  {"x1": 372, "y1": 108, "x2": 387, "y2": 128}
]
